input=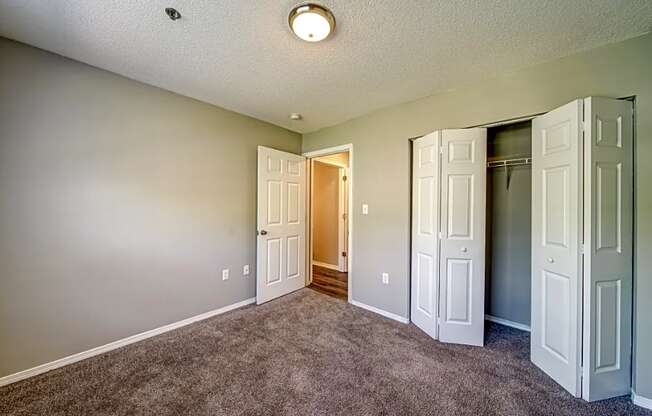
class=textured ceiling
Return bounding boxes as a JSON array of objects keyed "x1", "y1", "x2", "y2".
[{"x1": 1, "y1": 1, "x2": 651, "y2": 133}]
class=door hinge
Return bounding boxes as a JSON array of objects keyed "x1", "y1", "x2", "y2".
[
  {"x1": 439, "y1": 147, "x2": 444, "y2": 155},
  {"x1": 581, "y1": 244, "x2": 585, "y2": 254},
  {"x1": 342, "y1": 175, "x2": 347, "y2": 182},
  {"x1": 342, "y1": 213, "x2": 347, "y2": 220},
  {"x1": 342, "y1": 251, "x2": 347, "y2": 257},
  {"x1": 438, "y1": 232, "x2": 443, "y2": 240}
]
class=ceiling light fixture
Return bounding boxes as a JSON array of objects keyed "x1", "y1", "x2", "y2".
[
  {"x1": 289, "y1": 113, "x2": 303, "y2": 120},
  {"x1": 288, "y1": 3, "x2": 335, "y2": 42}
]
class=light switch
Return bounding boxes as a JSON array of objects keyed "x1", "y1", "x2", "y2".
[
  {"x1": 243, "y1": 265, "x2": 250, "y2": 276},
  {"x1": 222, "y1": 269, "x2": 229, "y2": 281},
  {"x1": 362, "y1": 204, "x2": 369, "y2": 215},
  {"x1": 382, "y1": 272, "x2": 389, "y2": 285}
]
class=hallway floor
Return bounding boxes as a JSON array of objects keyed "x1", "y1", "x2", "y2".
[{"x1": 308, "y1": 264, "x2": 347, "y2": 300}]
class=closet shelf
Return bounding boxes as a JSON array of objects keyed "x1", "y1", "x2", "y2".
[{"x1": 487, "y1": 157, "x2": 531, "y2": 169}]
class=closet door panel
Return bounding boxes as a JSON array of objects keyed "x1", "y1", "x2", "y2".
[
  {"x1": 410, "y1": 132, "x2": 440, "y2": 339},
  {"x1": 582, "y1": 97, "x2": 633, "y2": 401},
  {"x1": 531, "y1": 100, "x2": 583, "y2": 397},
  {"x1": 438, "y1": 128, "x2": 486, "y2": 347}
]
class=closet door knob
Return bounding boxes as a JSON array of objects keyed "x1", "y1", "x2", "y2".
[
  {"x1": 547, "y1": 257, "x2": 554, "y2": 263},
  {"x1": 461, "y1": 247, "x2": 468, "y2": 253},
  {"x1": 259, "y1": 230, "x2": 268, "y2": 236}
]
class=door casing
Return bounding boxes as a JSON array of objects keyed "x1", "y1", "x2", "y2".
[{"x1": 303, "y1": 144, "x2": 354, "y2": 303}]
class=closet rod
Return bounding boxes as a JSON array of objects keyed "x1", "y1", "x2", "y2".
[{"x1": 487, "y1": 157, "x2": 531, "y2": 169}]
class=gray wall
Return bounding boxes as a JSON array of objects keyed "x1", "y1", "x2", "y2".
[
  {"x1": 486, "y1": 122, "x2": 532, "y2": 326},
  {"x1": 303, "y1": 33, "x2": 652, "y2": 397},
  {"x1": 0, "y1": 38, "x2": 301, "y2": 377}
]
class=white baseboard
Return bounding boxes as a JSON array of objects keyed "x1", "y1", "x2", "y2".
[
  {"x1": 350, "y1": 300, "x2": 409, "y2": 324},
  {"x1": 312, "y1": 261, "x2": 340, "y2": 271},
  {"x1": 632, "y1": 391, "x2": 652, "y2": 410},
  {"x1": 485, "y1": 314, "x2": 531, "y2": 332},
  {"x1": 0, "y1": 297, "x2": 256, "y2": 388}
]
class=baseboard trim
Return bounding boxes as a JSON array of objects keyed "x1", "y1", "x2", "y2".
[
  {"x1": 485, "y1": 314, "x2": 531, "y2": 332},
  {"x1": 312, "y1": 261, "x2": 340, "y2": 271},
  {"x1": 350, "y1": 300, "x2": 409, "y2": 324},
  {"x1": 632, "y1": 391, "x2": 652, "y2": 410},
  {"x1": 0, "y1": 297, "x2": 256, "y2": 388}
]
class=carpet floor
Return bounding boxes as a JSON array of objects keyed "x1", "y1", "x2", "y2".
[{"x1": 0, "y1": 289, "x2": 647, "y2": 416}]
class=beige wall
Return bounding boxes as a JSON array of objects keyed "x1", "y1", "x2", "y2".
[
  {"x1": 0, "y1": 38, "x2": 301, "y2": 377},
  {"x1": 312, "y1": 161, "x2": 341, "y2": 266},
  {"x1": 315, "y1": 152, "x2": 349, "y2": 168},
  {"x1": 303, "y1": 33, "x2": 652, "y2": 397}
]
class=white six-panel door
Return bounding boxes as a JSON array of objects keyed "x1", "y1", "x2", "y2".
[
  {"x1": 438, "y1": 129, "x2": 487, "y2": 346},
  {"x1": 257, "y1": 146, "x2": 306, "y2": 304},
  {"x1": 582, "y1": 97, "x2": 633, "y2": 401},
  {"x1": 531, "y1": 100, "x2": 583, "y2": 396},
  {"x1": 411, "y1": 132, "x2": 440, "y2": 339}
]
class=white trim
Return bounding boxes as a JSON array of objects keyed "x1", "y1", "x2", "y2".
[
  {"x1": 0, "y1": 297, "x2": 255, "y2": 388},
  {"x1": 303, "y1": 143, "x2": 353, "y2": 303},
  {"x1": 351, "y1": 300, "x2": 409, "y2": 324},
  {"x1": 303, "y1": 144, "x2": 352, "y2": 159},
  {"x1": 485, "y1": 314, "x2": 531, "y2": 332},
  {"x1": 632, "y1": 391, "x2": 652, "y2": 410},
  {"x1": 337, "y1": 167, "x2": 347, "y2": 272},
  {"x1": 312, "y1": 260, "x2": 340, "y2": 270}
]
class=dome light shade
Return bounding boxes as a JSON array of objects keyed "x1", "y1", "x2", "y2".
[{"x1": 289, "y1": 4, "x2": 335, "y2": 42}]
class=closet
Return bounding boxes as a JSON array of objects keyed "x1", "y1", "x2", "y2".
[
  {"x1": 410, "y1": 97, "x2": 633, "y2": 402},
  {"x1": 486, "y1": 121, "x2": 532, "y2": 331}
]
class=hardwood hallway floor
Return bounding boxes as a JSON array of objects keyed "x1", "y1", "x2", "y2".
[{"x1": 308, "y1": 265, "x2": 347, "y2": 300}]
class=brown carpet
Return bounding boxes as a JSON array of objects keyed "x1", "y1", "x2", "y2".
[{"x1": 0, "y1": 289, "x2": 647, "y2": 416}]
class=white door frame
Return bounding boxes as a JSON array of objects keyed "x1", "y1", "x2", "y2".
[{"x1": 303, "y1": 144, "x2": 353, "y2": 303}]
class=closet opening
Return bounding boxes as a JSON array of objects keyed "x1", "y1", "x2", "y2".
[{"x1": 485, "y1": 121, "x2": 533, "y2": 332}]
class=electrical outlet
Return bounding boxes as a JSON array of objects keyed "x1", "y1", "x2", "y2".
[
  {"x1": 362, "y1": 204, "x2": 369, "y2": 215},
  {"x1": 222, "y1": 269, "x2": 229, "y2": 281},
  {"x1": 381, "y1": 272, "x2": 389, "y2": 285},
  {"x1": 243, "y1": 265, "x2": 250, "y2": 276}
]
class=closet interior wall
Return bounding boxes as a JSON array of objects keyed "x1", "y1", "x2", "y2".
[{"x1": 486, "y1": 121, "x2": 532, "y2": 328}]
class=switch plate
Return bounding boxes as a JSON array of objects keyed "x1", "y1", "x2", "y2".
[
  {"x1": 243, "y1": 265, "x2": 249, "y2": 276},
  {"x1": 382, "y1": 272, "x2": 389, "y2": 285},
  {"x1": 362, "y1": 204, "x2": 369, "y2": 215},
  {"x1": 222, "y1": 269, "x2": 229, "y2": 281}
]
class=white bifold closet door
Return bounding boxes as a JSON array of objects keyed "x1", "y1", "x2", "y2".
[
  {"x1": 582, "y1": 97, "x2": 633, "y2": 401},
  {"x1": 411, "y1": 132, "x2": 440, "y2": 339},
  {"x1": 531, "y1": 97, "x2": 632, "y2": 400},
  {"x1": 411, "y1": 129, "x2": 486, "y2": 346},
  {"x1": 256, "y1": 146, "x2": 306, "y2": 304},
  {"x1": 531, "y1": 99, "x2": 584, "y2": 396}
]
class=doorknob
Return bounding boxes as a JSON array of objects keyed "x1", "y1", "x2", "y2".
[
  {"x1": 460, "y1": 247, "x2": 468, "y2": 253},
  {"x1": 259, "y1": 230, "x2": 268, "y2": 236},
  {"x1": 547, "y1": 257, "x2": 554, "y2": 263}
]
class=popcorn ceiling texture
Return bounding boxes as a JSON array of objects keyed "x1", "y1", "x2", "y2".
[{"x1": 0, "y1": 0, "x2": 650, "y2": 133}]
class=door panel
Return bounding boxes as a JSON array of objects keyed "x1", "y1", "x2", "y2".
[
  {"x1": 257, "y1": 146, "x2": 306, "y2": 304},
  {"x1": 582, "y1": 97, "x2": 633, "y2": 401},
  {"x1": 531, "y1": 100, "x2": 583, "y2": 397},
  {"x1": 410, "y1": 132, "x2": 439, "y2": 339},
  {"x1": 438, "y1": 128, "x2": 486, "y2": 346},
  {"x1": 447, "y1": 175, "x2": 473, "y2": 238},
  {"x1": 445, "y1": 259, "x2": 472, "y2": 323}
]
